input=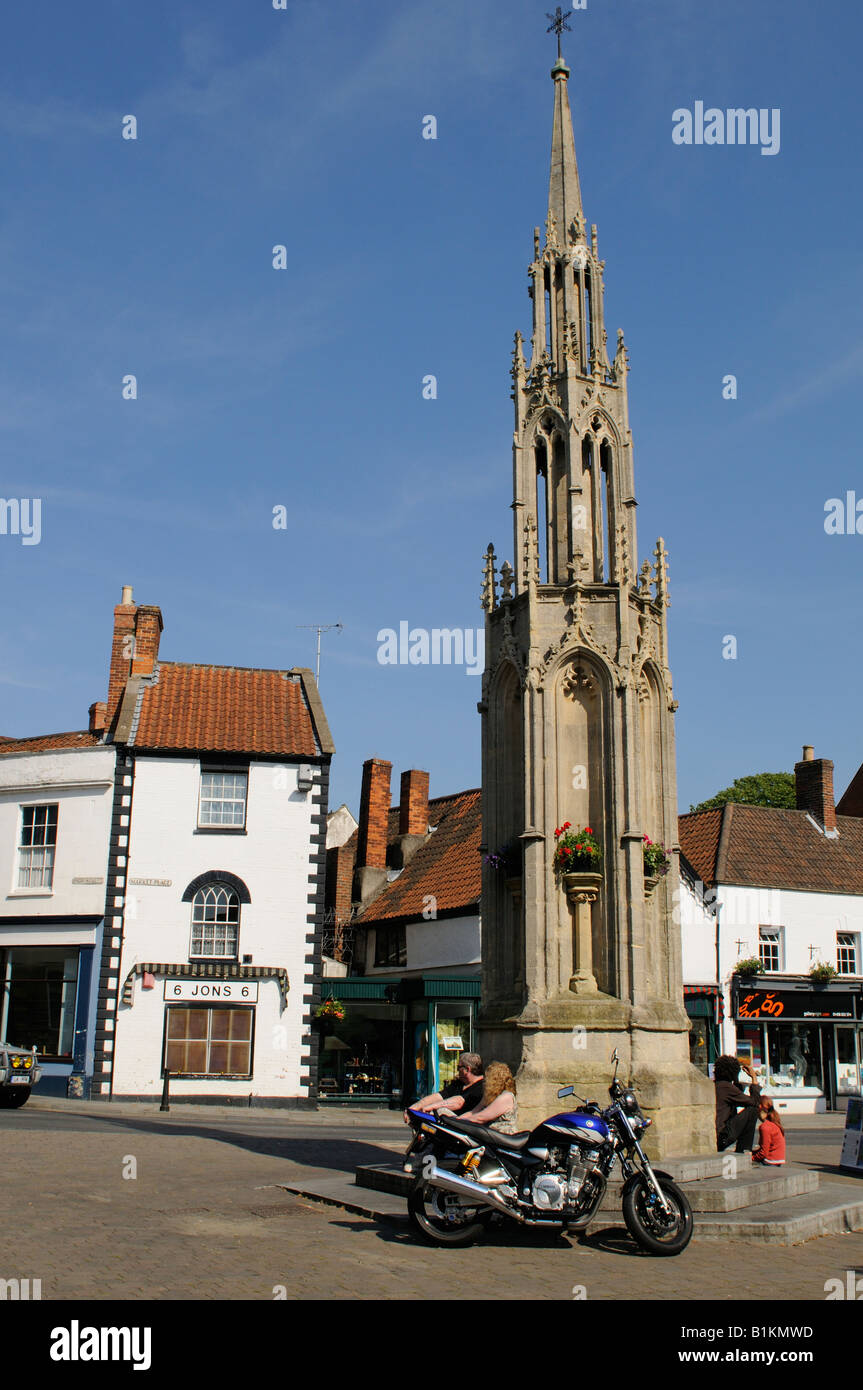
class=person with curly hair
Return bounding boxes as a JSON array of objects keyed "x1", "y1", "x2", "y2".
[
  {"x1": 460, "y1": 1060, "x2": 518, "y2": 1134},
  {"x1": 714, "y1": 1054, "x2": 762, "y2": 1153}
]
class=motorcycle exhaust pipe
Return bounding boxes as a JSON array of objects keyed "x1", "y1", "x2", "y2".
[{"x1": 422, "y1": 1159, "x2": 526, "y2": 1223}]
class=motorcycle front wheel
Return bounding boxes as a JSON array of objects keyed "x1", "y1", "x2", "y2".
[
  {"x1": 622, "y1": 1176, "x2": 693, "y2": 1256},
  {"x1": 407, "y1": 1180, "x2": 488, "y2": 1247}
]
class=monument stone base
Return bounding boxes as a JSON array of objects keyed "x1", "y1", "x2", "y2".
[{"x1": 480, "y1": 995, "x2": 716, "y2": 1160}]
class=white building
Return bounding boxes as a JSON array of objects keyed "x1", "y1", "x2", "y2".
[
  {"x1": 1, "y1": 585, "x2": 334, "y2": 1105},
  {"x1": 95, "y1": 589, "x2": 334, "y2": 1104},
  {"x1": 0, "y1": 735, "x2": 115, "y2": 1097},
  {"x1": 679, "y1": 746, "x2": 863, "y2": 1113}
]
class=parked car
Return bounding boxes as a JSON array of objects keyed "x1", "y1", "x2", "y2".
[{"x1": 0, "y1": 1044, "x2": 41, "y2": 1108}]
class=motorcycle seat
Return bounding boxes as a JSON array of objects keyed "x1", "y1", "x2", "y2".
[{"x1": 440, "y1": 1116, "x2": 535, "y2": 1149}]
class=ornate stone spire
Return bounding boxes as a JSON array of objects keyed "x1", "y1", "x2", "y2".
[{"x1": 548, "y1": 46, "x2": 585, "y2": 250}]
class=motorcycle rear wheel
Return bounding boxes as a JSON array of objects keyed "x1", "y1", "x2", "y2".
[
  {"x1": 622, "y1": 1176, "x2": 693, "y2": 1256},
  {"x1": 407, "y1": 1181, "x2": 488, "y2": 1247}
]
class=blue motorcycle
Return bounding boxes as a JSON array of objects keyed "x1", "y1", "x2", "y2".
[{"x1": 404, "y1": 1049, "x2": 693, "y2": 1255}]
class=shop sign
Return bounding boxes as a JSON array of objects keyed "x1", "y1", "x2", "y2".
[
  {"x1": 736, "y1": 988, "x2": 855, "y2": 1022},
  {"x1": 163, "y1": 980, "x2": 259, "y2": 1002},
  {"x1": 440, "y1": 1036, "x2": 464, "y2": 1051}
]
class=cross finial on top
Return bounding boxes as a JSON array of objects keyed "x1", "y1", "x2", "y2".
[{"x1": 546, "y1": 6, "x2": 572, "y2": 58}]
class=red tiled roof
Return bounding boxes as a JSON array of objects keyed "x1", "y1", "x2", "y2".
[
  {"x1": 837, "y1": 762, "x2": 863, "y2": 818},
  {"x1": 677, "y1": 808, "x2": 724, "y2": 886},
  {"x1": 353, "y1": 789, "x2": 482, "y2": 924},
  {"x1": 679, "y1": 803, "x2": 863, "y2": 895},
  {"x1": 0, "y1": 730, "x2": 102, "y2": 754},
  {"x1": 131, "y1": 663, "x2": 319, "y2": 757}
]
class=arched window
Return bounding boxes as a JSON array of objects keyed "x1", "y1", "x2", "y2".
[{"x1": 190, "y1": 885, "x2": 240, "y2": 959}]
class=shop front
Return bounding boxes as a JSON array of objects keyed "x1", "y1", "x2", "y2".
[
  {"x1": 317, "y1": 977, "x2": 481, "y2": 1107},
  {"x1": 0, "y1": 920, "x2": 103, "y2": 1098},
  {"x1": 733, "y1": 982, "x2": 862, "y2": 1112},
  {"x1": 684, "y1": 985, "x2": 723, "y2": 1074}
]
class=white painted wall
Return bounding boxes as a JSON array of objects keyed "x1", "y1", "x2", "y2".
[
  {"x1": 111, "y1": 757, "x2": 321, "y2": 1097},
  {"x1": 362, "y1": 912, "x2": 480, "y2": 975},
  {"x1": 0, "y1": 746, "x2": 115, "y2": 920}
]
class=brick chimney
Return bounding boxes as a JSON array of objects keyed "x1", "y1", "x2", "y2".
[
  {"x1": 355, "y1": 758, "x2": 392, "y2": 904},
  {"x1": 105, "y1": 586, "x2": 163, "y2": 731},
  {"x1": 395, "y1": 769, "x2": 430, "y2": 868},
  {"x1": 795, "y1": 745, "x2": 837, "y2": 834},
  {"x1": 88, "y1": 702, "x2": 107, "y2": 735}
]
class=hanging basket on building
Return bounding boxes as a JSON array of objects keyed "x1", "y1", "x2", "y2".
[{"x1": 642, "y1": 837, "x2": 670, "y2": 894}]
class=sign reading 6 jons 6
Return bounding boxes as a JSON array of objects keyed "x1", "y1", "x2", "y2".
[{"x1": 163, "y1": 981, "x2": 259, "y2": 1002}]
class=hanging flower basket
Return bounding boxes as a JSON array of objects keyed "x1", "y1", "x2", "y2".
[
  {"x1": 809, "y1": 962, "x2": 837, "y2": 987},
  {"x1": 484, "y1": 840, "x2": 522, "y2": 878},
  {"x1": 553, "y1": 823, "x2": 602, "y2": 874},
  {"x1": 733, "y1": 957, "x2": 763, "y2": 980},
  {"x1": 642, "y1": 836, "x2": 671, "y2": 880},
  {"x1": 315, "y1": 998, "x2": 346, "y2": 1024}
]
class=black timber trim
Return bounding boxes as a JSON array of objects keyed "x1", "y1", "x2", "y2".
[
  {"x1": 181, "y1": 870, "x2": 252, "y2": 904},
  {"x1": 303, "y1": 756, "x2": 331, "y2": 1101},
  {"x1": 0, "y1": 915, "x2": 103, "y2": 926},
  {"x1": 91, "y1": 749, "x2": 135, "y2": 1099}
]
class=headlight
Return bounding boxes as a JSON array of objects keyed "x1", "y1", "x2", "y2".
[{"x1": 621, "y1": 1089, "x2": 640, "y2": 1114}]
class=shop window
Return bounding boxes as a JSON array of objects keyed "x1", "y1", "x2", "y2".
[
  {"x1": 837, "y1": 933, "x2": 859, "y2": 976},
  {"x1": 374, "y1": 926, "x2": 406, "y2": 968},
  {"x1": 165, "y1": 1006, "x2": 252, "y2": 1077},
  {"x1": 0, "y1": 947, "x2": 78, "y2": 1058},
  {"x1": 764, "y1": 1023, "x2": 823, "y2": 1092},
  {"x1": 758, "y1": 927, "x2": 781, "y2": 973},
  {"x1": 17, "y1": 804, "x2": 58, "y2": 888},
  {"x1": 198, "y1": 771, "x2": 247, "y2": 828},
  {"x1": 190, "y1": 886, "x2": 240, "y2": 959}
]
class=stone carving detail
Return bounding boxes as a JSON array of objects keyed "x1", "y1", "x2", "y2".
[
  {"x1": 637, "y1": 560, "x2": 652, "y2": 599},
  {"x1": 500, "y1": 561, "x2": 514, "y2": 601},
  {"x1": 615, "y1": 522, "x2": 631, "y2": 586},
  {"x1": 523, "y1": 514, "x2": 540, "y2": 588},
  {"x1": 545, "y1": 210, "x2": 559, "y2": 251},
  {"x1": 654, "y1": 537, "x2": 670, "y2": 607},
  {"x1": 481, "y1": 543, "x2": 498, "y2": 612},
  {"x1": 561, "y1": 665, "x2": 598, "y2": 700},
  {"x1": 568, "y1": 210, "x2": 585, "y2": 245},
  {"x1": 613, "y1": 328, "x2": 629, "y2": 381}
]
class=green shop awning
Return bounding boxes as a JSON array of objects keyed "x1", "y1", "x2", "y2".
[{"x1": 320, "y1": 976, "x2": 481, "y2": 1002}]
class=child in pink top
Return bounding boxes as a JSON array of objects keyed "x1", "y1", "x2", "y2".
[{"x1": 751, "y1": 1097, "x2": 786, "y2": 1166}]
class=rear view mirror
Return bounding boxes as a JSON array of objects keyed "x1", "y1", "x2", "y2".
[{"x1": 557, "y1": 1085, "x2": 574, "y2": 1099}]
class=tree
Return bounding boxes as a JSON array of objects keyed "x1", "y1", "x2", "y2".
[{"x1": 689, "y1": 772, "x2": 796, "y2": 813}]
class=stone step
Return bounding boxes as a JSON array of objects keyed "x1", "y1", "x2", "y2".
[
  {"x1": 293, "y1": 1166, "x2": 863, "y2": 1246},
  {"x1": 358, "y1": 1160, "x2": 819, "y2": 1214},
  {"x1": 689, "y1": 1183, "x2": 863, "y2": 1244},
  {"x1": 599, "y1": 1163, "x2": 820, "y2": 1213}
]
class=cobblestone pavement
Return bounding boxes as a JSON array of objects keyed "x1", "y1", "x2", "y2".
[{"x1": 1, "y1": 1102, "x2": 861, "y2": 1302}]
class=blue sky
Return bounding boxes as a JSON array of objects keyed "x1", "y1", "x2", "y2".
[{"x1": 1, "y1": 0, "x2": 861, "y2": 818}]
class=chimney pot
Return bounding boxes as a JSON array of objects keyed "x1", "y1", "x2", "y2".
[
  {"x1": 802, "y1": 745, "x2": 814, "y2": 761},
  {"x1": 121, "y1": 585, "x2": 134, "y2": 605}
]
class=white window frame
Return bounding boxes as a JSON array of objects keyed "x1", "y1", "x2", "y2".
[
  {"x1": 837, "y1": 932, "x2": 859, "y2": 977},
  {"x1": 197, "y1": 771, "x2": 247, "y2": 829},
  {"x1": 758, "y1": 926, "x2": 782, "y2": 973},
  {"x1": 189, "y1": 885, "x2": 240, "y2": 960},
  {"x1": 17, "y1": 803, "x2": 58, "y2": 890}
]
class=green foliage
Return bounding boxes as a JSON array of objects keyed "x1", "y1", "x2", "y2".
[
  {"x1": 809, "y1": 962, "x2": 837, "y2": 984},
  {"x1": 689, "y1": 772, "x2": 796, "y2": 814},
  {"x1": 733, "y1": 957, "x2": 764, "y2": 976}
]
